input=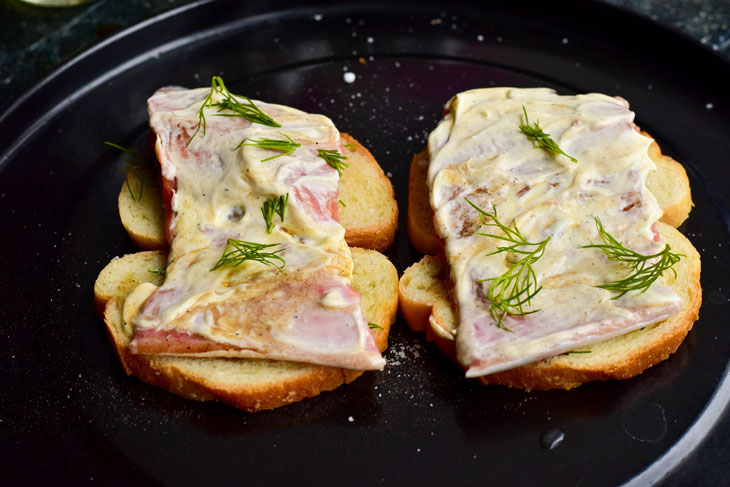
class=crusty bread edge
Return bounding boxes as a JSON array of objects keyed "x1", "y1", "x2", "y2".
[
  {"x1": 338, "y1": 133, "x2": 398, "y2": 253},
  {"x1": 399, "y1": 223, "x2": 702, "y2": 390},
  {"x1": 98, "y1": 248, "x2": 398, "y2": 411}
]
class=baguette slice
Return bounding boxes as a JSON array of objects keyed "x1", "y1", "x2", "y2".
[
  {"x1": 96, "y1": 247, "x2": 398, "y2": 411},
  {"x1": 399, "y1": 223, "x2": 701, "y2": 389},
  {"x1": 406, "y1": 132, "x2": 693, "y2": 256},
  {"x1": 119, "y1": 132, "x2": 397, "y2": 253}
]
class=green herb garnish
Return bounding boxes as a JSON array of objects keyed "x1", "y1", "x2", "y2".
[
  {"x1": 519, "y1": 105, "x2": 577, "y2": 163},
  {"x1": 148, "y1": 267, "x2": 166, "y2": 276},
  {"x1": 234, "y1": 132, "x2": 300, "y2": 161},
  {"x1": 188, "y1": 76, "x2": 280, "y2": 146},
  {"x1": 582, "y1": 217, "x2": 683, "y2": 299},
  {"x1": 104, "y1": 141, "x2": 154, "y2": 201},
  {"x1": 562, "y1": 349, "x2": 592, "y2": 355},
  {"x1": 338, "y1": 200, "x2": 346, "y2": 207},
  {"x1": 368, "y1": 322, "x2": 384, "y2": 330},
  {"x1": 261, "y1": 194, "x2": 289, "y2": 233},
  {"x1": 317, "y1": 149, "x2": 348, "y2": 176},
  {"x1": 211, "y1": 239, "x2": 285, "y2": 272},
  {"x1": 467, "y1": 199, "x2": 551, "y2": 331}
]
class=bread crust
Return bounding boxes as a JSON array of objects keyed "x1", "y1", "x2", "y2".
[
  {"x1": 399, "y1": 224, "x2": 701, "y2": 389},
  {"x1": 407, "y1": 149, "x2": 440, "y2": 255},
  {"x1": 643, "y1": 132, "x2": 693, "y2": 227},
  {"x1": 97, "y1": 248, "x2": 397, "y2": 411},
  {"x1": 338, "y1": 133, "x2": 398, "y2": 252}
]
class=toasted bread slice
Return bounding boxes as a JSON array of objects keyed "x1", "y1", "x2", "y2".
[
  {"x1": 338, "y1": 133, "x2": 398, "y2": 252},
  {"x1": 96, "y1": 247, "x2": 398, "y2": 411},
  {"x1": 644, "y1": 133, "x2": 694, "y2": 228},
  {"x1": 399, "y1": 223, "x2": 701, "y2": 389},
  {"x1": 105, "y1": 128, "x2": 398, "y2": 410},
  {"x1": 407, "y1": 134, "x2": 693, "y2": 255},
  {"x1": 119, "y1": 132, "x2": 397, "y2": 252}
]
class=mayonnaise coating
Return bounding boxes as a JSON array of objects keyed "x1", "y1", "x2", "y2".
[{"x1": 427, "y1": 88, "x2": 681, "y2": 377}]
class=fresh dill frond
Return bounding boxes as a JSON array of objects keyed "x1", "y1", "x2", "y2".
[
  {"x1": 466, "y1": 198, "x2": 551, "y2": 330},
  {"x1": 148, "y1": 267, "x2": 166, "y2": 276},
  {"x1": 562, "y1": 349, "x2": 592, "y2": 355},
  {"x1": 519, "y1": 105, "x2": 577, "y2": 163},
  {"x1": 343, "y1": 143, "x2": 357, "y2": 150},
  {"x1": 261, "y1": 194, "x2": 289, "y2": 233},
  {"x1": 338, "y1": 199, "x2": 346, "y2": 207},
  {"x1": 234, "y1": 132, "x2": 301, "y2": 161},
  {"x1": 104, "y1": 141, "x2": 155, "y2": 201},
  {"x1": 317, "y1": 149, "x2": 348, "y2": 176},
  {"x1": 210, "y1": 239, "x2": 285, "y2": 272},
  {"x1": 582, "y1": 217, "x2": 683, "y2": 299},
  {"x1": 188, "y1": 76, "x2": 280, "y2": 147},
  {"x1": 368, "y1": 322, "x2": 384, "y2": 330}
]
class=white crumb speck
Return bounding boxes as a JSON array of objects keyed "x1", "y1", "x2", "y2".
[
  {"x1": 477, "y1": 34, "x2": 484, "y2": 41},
  {"x1": 562, "y1": 37, "x2": 568, "y2": 44},
  {"x1": 706, "y1": 102, "x2": 714, "y2": 109},
  {"x1": 313, "y1": 13, "x2": 323, "y2": 21},
  {"x1": 367, "y1": 36, "x2": 374, "y2": 43},
  {"x1": 343, "y1": 72, "x2": 356, "y2": 83},
  {"x1": 386, "y1": 171, "x2": 392, "y2": 178},
  {"x1": 348, "y1": 416, "x2": 354, "y2": 422}
]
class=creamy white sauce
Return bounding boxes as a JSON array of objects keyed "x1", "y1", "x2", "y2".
[
  {"x1": 127, "y1": 86, "x2": 384, "y2": 370},
  {"x1": 427, "y1": 88, "x2": 681, "y2": 377}
]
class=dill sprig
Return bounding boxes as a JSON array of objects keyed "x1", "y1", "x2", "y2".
[
  {"x1": 261, "y1": 194, "x2": 289, "y2": 233},
  {"x1": 148, "y1": 267, "x2": 166, "y2": 276},
  {"x1": 368, "y1": 322, "x2": 384, "y2": 330},
  {"x1": 234, "y1": 132, "x2": 301, "y2": 161},
  {"x1": 466, "y1": 198, "x2": 551, "y2": 330},
  {"x1": 317, "y1": 149, "x2": 348, "y2": 176},
  {"x1": 519, "y1": 105, "x2": 577, "y2": 163},
  {"x1": 188, "y1": 76, "x2": 280, "y2": 146},
  {"x1": 211, "y1": 239, "x2": 285, "y2": 272},
  {"x1": 104, "y1": 141, "x2": 155, "y2": 201},
  {"x1": 582, "y1": 217, "x2": 683, "y2": 299},
  {"x1": 562, "y1": 349, "x2": 592, "y2": 355}
]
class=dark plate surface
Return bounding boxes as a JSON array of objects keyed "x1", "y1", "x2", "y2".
[{"x1": 1, "y1": 0, "x2": 730, "y2": 485}]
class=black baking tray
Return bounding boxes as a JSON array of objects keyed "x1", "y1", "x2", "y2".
[{"x1": 1, "y1": 0, "x2": 729, "y2": 485}]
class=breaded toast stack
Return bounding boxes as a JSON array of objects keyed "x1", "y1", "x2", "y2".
[{"x1": 96, "y1": 129, "x2": 399, "y2": 411}]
